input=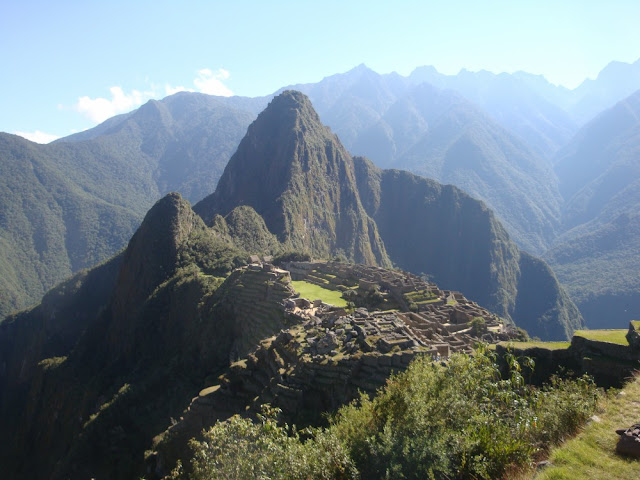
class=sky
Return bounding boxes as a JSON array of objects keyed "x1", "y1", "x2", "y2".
[{"x1": 2, "y1": 0, "x2": 639, "y2": 143}]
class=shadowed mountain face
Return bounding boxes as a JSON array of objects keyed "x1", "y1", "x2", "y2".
[
  {"x1": 352, "y1": 157, "x2": 581, "y2": 341},
  {"x1": 0, "y1": 193, "x2": 258, "y2": 479},
  {"x1": 286, "y1": 68, "x2": 563, "y2": 254},
  {"x1": 546, "y1": 90, "x2": 640, "y2": 328},
  {"x1": 197, "y1": 90, "x2": 582, "y2": 340}
]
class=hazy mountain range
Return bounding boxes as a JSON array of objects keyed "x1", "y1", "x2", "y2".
[
  {"x1": 1, "y1": 57, "x2": 640, "y2": 330},
  {"x1": 545, "y1": 90, "x2": 640, "y2": 328}
]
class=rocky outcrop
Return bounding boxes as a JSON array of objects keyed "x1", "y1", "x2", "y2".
[{"x1": 616, "y1": 424, "x2": 640, "y2": 458}]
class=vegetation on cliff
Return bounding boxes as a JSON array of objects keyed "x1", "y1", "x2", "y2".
[
  {"x1": 0, "y1": 93, "x2": 257, "y2": 319},
  {"x1": 168, "y1": 351, "x2": 599, "y2": 480}
]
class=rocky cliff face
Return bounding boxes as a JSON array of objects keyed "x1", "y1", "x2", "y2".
[
  {"x1": 353, "y1": 155, "x2": 582, "y2": 339},
  {"x1": 195, "y1": 91, "x2": 391, "y2": 267}
]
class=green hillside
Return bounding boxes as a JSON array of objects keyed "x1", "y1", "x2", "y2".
[
  {"x1": 0, "y1": 94, "x2": 256, "y2": 319},
  {"x1": 548, "y1": 90, "x2": 640, "y2": 328}
]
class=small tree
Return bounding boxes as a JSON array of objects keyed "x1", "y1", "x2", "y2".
[{"x1": 470, "y1": 316, "x2": 487, "y2": 336}]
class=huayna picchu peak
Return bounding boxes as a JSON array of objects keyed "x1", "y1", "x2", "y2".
[{"x1": 195, "y1": 90, "x2": 391, "y2": 267}]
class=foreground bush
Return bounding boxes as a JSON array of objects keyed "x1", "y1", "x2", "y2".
[
  {"x1": 170, "y1": 350, "x2": 599, "y2": 479},
  {"x1": 166, "y1": 405, "x2": 357, "y2": 480}
]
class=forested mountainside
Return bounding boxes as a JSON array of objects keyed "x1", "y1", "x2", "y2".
[
  {"x1": 3, "y1": 60, "x2": 638, "y2": 330},
  {"x1": 546, "y1": 90, "x2": 640, "y2": 327},
  {"x1": 0, "y1": 94, "x2": 256, "y2": 318}
]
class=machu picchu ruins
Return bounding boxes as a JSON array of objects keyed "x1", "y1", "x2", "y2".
[{"x1": 152, "y1": 260, "x2": 521, "y2": 468}]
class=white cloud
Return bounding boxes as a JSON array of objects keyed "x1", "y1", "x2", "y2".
[
  {"x1": 14, "y1": 130, "x2": 60, "y2": 144},
  {"x1": 71, "y1": 68, "x2": 233, "y2": 126},
  {"x1": 74, "y1": 86, "x2": 154, "y2": 123},
  {"x1": 193, "y1": 68, "x2": 233, "y2": 96}
]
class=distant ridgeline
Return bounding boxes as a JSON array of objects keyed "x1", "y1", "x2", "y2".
[
  {"x1": 4, "y1": 66, "x2": 640, "y2": 332},
  {"x1": 0, "y1": 91, "x2": 586, "y2": 478}
]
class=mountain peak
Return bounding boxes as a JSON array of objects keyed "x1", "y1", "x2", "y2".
[
  {"x1": 195, "y1": 91, "x2": 390, "y2": 266},
  {"x1": 270, "y1": 89, "x2": 313, "y2": 109},
  {"x1": 112, "y1": 192, "x2": 197, "y2": 317},
  {"x1": 261, "y1": 89, "x2": 322, "y2": 130}
]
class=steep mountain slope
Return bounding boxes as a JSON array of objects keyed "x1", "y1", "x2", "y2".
[
  {"x1": 0, "y1": 94, "x2": 258, "y2": 319},
  {"x1": 352, "y1": 83, "x2": 563, "y2": 253},
  {"x1": 195, "y1": 90, "x2": 391, "y2": 267},
  {"x1": 353, "y1": 157, "x2": 581, "y2": 340},
  {"x1": 0, "y1": 193, "x2": 271, "y2": 480},
  {"x1": 555, "y1": 90, "x2": 640, "y2": 228},
  {"x1": 546, "y1": 90, "x2": 640, "y2": 327},
  {"x1": 197, "y1": 90, "x2": 582, "y2": 339},
  {"x1": 0, "y1": 133, "x2": 142, "y2": 318}
]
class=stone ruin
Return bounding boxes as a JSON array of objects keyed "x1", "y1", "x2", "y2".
[
  {"x1": 284, "y1": 260, "x2": 512, "y2": 352},
  {"x1": 153, "y1": 261, "x2": 518, "y2": 469}
]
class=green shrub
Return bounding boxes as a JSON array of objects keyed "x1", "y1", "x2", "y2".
[
  {"x1": 168, "y1": 406, "x2": 357, "y2": 480},
  {"x1": 330, "y1": 349, "x2": 599, "y2": 479},
  {"x1": 273, "y1": 251, "x2": 312, "y2": 265},
  {"x1": 173, "y1": 351, "x2": 600, "y2": 479}
]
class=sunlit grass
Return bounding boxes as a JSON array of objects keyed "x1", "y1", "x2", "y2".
[
  {"x1": 291, "y1": 280, "x2": 347, "y2": 307},
  {"x1": 573, "y1": 329, "x2": 629, "y2": 345},
  {"x1": 531, "y1": 374, "x2": 640, "y2": 480},
  {"x1": 500, "y1": 341, "x2": 571, "y2": 351}
]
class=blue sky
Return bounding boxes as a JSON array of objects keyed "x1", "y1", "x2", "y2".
[{"x1": 2, "y1": 0, "x2": 639, "y2": 143}]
